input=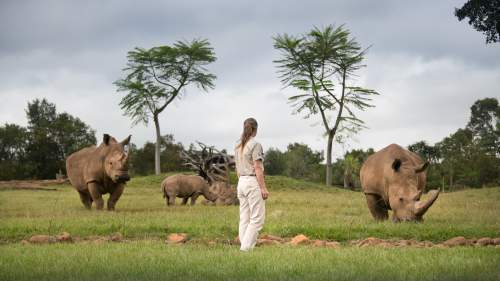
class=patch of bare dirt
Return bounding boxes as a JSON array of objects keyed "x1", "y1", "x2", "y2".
[
  {"x1": 0, "y1": 179, "x2": 68, "y2": 191},
  {"x1": 19, "y1": 233, "x2": 500, "y2": 249}
]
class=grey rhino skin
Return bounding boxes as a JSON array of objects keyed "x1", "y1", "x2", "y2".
[
  {"x1": 205, "y1": 181, "x2": 239, "y2": 205},
  {"x1": 66, "y1": 134, "x2": 131, "y2": 210},
  {"x1": 360, "y1": 144, "x2": 440, "y2": 222},
  {"x1": 162, "y1": 174, "x2": 218, "y2": 206}
]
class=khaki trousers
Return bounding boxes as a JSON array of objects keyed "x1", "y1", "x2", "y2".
[{"x1": 237, "y1": 176, "x2": 265, "y2": 251}]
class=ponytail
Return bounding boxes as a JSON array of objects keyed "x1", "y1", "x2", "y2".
[{"x1": 238, "y1": 118, "x2": 258, "y2": 152}]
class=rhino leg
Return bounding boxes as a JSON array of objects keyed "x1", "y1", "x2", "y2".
[
  {"x1": 181, "y1": 197, "x2": 189, "y2": 205},
  {"x1": 190, "y1": 194, "x2": 200, "y2": 205},
  {"x1": 78, "y1": 191, "x2": 92, "y2": 210},
  {"x1": 167, "y1": 194, "x2": 176, "y2": 206},
  {"x1": 365, "y1": 194, "x2": 389, "y2": 220},
  {"x1": 107, "y1": 184, "x2": 124, "y2": 211},
  {"x1": 88, "y1": 183, "x2": 104, "y2": 210}
]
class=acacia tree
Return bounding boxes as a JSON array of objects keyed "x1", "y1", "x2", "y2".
[
  {"x1": 115, "y1": 40, "x2": 217, "y2": 175},
  {"x1": 273, "y1": 25, "x2": 379, "y2": 186}
]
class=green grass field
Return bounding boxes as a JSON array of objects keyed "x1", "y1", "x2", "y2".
[{"x1": 0, "y1": 174, "x2": 499, "y2": 280}]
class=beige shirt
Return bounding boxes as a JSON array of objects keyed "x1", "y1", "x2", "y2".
[{"x1": 234, "y1": 138, "x2": 264, "y2": 176}]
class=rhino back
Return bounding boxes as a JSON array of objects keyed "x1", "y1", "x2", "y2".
[
  {"x1": 361, "y1": 144, "x2": 424, "y2": 196},
  {"x1": 162, "y1": 175, "x2": 207, "y2": 197},
  {"x1": 66, "y1": 146, "x2": 97, "y2": 192}
]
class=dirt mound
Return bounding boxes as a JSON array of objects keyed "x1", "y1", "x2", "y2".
[{"x1": 20, "y1": 233, "x2": 500, "y2": 249}]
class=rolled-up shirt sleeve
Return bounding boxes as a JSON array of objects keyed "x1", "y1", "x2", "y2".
[{"x1": 252, "y1": 143, "x2": 264, "y2": 162}]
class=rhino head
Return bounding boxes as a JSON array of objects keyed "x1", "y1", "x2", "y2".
[
  {"x1": 388, "y1": 159, "x2": 440, "y2": 222},
  {"x1": 207, "y1": 181, "x2": 239, "y2": 205},
  {"x1": 102, "y1": 134, "x2": 132, "y2": 184}
]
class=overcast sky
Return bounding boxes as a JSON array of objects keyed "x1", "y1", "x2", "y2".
[{"x1": 1, "y1": 0, "x2": 499, "y2": 159}]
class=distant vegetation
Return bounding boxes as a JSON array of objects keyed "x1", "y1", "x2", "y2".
[
  {"x1": 408, "y1": 98, "x2": 499, "y2": 189},
  {"x1": 0, "y1": 98, "x2": 498, "y2": 190},
  {"x1": 0, "y1": 99, "x2": 96, "y2": 180}
]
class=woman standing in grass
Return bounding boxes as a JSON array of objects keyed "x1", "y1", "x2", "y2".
[{"x1": 235, "y1": 117, "x2": 269, "y2": 252}]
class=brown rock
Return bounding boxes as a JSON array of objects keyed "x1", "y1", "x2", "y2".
[
  {"x1": 29, "y1": 235, "x2": 56, "y2": 244},
  {"x1": 443, "y1": 236, "x2": 468, "y2": 247},
  {"x1": 476, "y1": 237, "x2": 493, "y2": 246},
  {"x1": 233, "y1": 236, "x2": 240, "y2": 245},
  {"x1": 110, "y1": 233, "x2": 123, "y2": 242},
  {"x1": 260, "y1": 234, "x2": 284, "y2": 242},
  {"x1": 166, "y1": 233, "x2": 188, "y2": 244},
  {"x1": 492, "y1": 238, "x2": 500, "y2": 245},
  {"x1": 290, "y1": 234, "x2": 310, "y2": 246},
  {"x1": 312, "y1": 240, "x2": 326, "y2": 247},
  {"x1": 56, "y1": 232, "x2": 72, "y2": 242},
  {"x1": 325, "y1": 241, "x2": 341, "y2": 249}
]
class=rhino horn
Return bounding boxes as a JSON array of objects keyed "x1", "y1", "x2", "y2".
[{"x1": 414, "y1": 189, "x2": 440, "y2": 216}]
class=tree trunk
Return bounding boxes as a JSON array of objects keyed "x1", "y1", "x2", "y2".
[
  {"x1": 325, "y1": 130, "x2": 334, "y2": 186},
  {"x1": 154, "y1": 114, "x2": 161, "y2": 175}
]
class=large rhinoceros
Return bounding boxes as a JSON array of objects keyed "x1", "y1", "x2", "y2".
[
  {"x1": 360, "y1": 144, "x2": 440, "y2": 222},
  {"x1": 66, "y1": 134, "x2": 131, "y2": 210}
]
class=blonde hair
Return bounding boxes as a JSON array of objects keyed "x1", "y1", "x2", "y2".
[{"x1": 238, "y1": 118, "x2": 258, "y2": 152}]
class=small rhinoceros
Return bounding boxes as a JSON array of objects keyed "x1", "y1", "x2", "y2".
[
  {"x1": 360, "y1": 144, "x2": 440, "y2": 222},
  {"x1": 205, "y1": 181, "x2": 239, "y2": 206},
  {"x1": 66, "y1": 134, "x2": 131, "y2": 210},
  {"x1": 161, "y1": 174, "x2": 218, "y2": 206}
]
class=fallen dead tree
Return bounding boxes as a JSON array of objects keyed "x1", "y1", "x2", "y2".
[{"x1": 179, "y1": 142, "x2": 238, "y2": 205}]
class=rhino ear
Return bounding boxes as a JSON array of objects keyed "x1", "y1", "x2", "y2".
[
  {"x1": 103, "y1": 134, "x2": 111, "y2": 145},
  {"x1": 392, "y1": 158, "x2": 402, "y2": 172},
  {"x1": 415, "y1": 161, "x2": 429, "y2": 173},
  {"x1": 121, "y1": 135, "x2": 132, "y2": 146}
]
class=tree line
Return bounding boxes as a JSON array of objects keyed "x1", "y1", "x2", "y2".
[
  {"x1": 408, "y1": 98, "x2": 499, "y2": 189},
  {"x1": 0, "y1": 98, "x2": 204, "y2": 180},
  {"x1": 1, "y1": 97, "x2": 498, "y2": 190},
  {"x1": 0, "y1": 99, "x2": 96, "y2": 180},
  {"x1": 264, "y1": 98, "x2": 499, "y2": 190}
]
